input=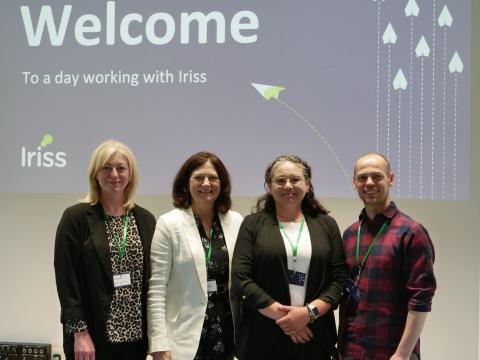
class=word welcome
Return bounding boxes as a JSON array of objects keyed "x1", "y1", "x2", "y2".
[{"x1": 20, "y1": 2, "x2": 259, "y2": 46}]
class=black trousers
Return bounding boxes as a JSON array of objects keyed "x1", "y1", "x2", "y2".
[
  {"x1": 261, "y1": 337, "x2": 332, "y2": 360},
  {"x1": 66, "y1": 340, "x2": 146, "y2": 360}
]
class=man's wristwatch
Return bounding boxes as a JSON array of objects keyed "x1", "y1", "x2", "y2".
[{"x1": 306, "y1": 303, "x2": 320, "y2": 323}]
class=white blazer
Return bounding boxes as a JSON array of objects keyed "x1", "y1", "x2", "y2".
[{"x1": 147, "y1": 207, "x2": 243, "y2": 360}]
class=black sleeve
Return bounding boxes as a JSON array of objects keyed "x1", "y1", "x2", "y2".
[
  {"x1": 231, "y1": 214, "x2": 276, "y2": 310},
  {"x1": 54, "y1": 206, "x2": 87, "y2": 323},
  {"x1": 318, "y1": 215, "x2": 348, "y2": 307}
]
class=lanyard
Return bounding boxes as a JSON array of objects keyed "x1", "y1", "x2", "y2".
[
  {"x1": 105, "y1": 212, "x2": 129, "y2": 268},
  {"x1": 278, "y1": 216, "x2": 305, "y2": 269},
  {"x1": 355, "y1": 220, "x2": 388, "y2": 279},
  {"x1": 205, "y1": 227, "x2": 214, "y2": 267}
]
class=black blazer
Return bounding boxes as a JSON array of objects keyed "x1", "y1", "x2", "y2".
[
  {"x1": 231, "y1": 210, "x2": 347, "y2": 360},
  {"x1": 54, "y1": 203, "x2": 156, "y2": 358}
]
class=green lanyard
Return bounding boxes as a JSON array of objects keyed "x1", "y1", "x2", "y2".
[
  {"x1": 355, "y1": 220, "x2": 388, "y2": 280},
  {"x1": 278, "y1": 216, "x2": 305, "y2": 270},
  {"x1": 205, "y1": 227, "x2": 214, "y2": 267},
  {"x1": 105, "y1": 212, "x2": 129, "y2": 268}
]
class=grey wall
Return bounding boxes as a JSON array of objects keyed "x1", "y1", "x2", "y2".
[{"x1": 0, "y1": 195, "x2": 479, "y2": 358}]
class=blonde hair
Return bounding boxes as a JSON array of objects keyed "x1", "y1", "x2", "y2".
[{"x1": 81, "y1": 140, "x2": 139, "y2": 210}]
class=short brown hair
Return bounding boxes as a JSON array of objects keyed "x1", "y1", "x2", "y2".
[
  {"x1": 354, "y1": 152, "x2": 391, "y2": 176},
  {"x1": 172, "y1": 151, "x2": 232, "y2": 214}
]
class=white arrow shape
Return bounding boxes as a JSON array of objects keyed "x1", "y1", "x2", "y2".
[
  {"x1": 405, "y1": 0, "x2": 420, "y2": 17},
  {"x1": 438, "y1": 5, "x2": 453, "y2": 27},
  {"x1": 382, "y1": 23, "x2": 397, "y2": 44},
  {"x1": 449, "y1": 51, "x2": 463, "y2": 73},
  {"x1": 393, "y1": 69, "x2": 408, "y2": 90},
  {"x1": 415, "y1": 36, "x2": 430, "y2": 57}
]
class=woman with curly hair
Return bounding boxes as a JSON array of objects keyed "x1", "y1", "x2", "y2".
[{"x1": 232, "y1": 155, "x2": 347, "y2": 360}]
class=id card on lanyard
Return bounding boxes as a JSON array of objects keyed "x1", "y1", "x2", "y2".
[
  {"x1": 279, "y1": 216, "x2": 306, "y2": 286},
  {"x1": 113, "y1": 273, "x2": 131, "y2": 288},
  {"x1": 105, "y1": 211, "x2": 131, "y2": 288},
  {"x1": 204, "y1": 227, "x2": 219, "y2": 293}
]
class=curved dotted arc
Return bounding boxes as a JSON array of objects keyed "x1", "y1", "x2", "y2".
[{"x1": 277, "y1": 98, "x2": 355, "y2": 197}]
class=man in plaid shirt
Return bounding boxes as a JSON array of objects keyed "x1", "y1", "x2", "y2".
[{"x1": 338, "y1": 153, "x2": 436, "y2": 360}]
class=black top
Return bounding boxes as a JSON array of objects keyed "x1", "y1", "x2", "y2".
[
  {"x1": 194, "y1": 213, "x2": 230, "y2": 286},
  {"x1": 193, "y1": 213, "x2": 234, "y2": 358},
  {"x1": 231, "y1": 210, "x2": 347, "y2": 360}
]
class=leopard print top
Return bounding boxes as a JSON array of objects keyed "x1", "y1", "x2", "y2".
[
  {"x1": 105, "y1": 212, "x2": 144, "y2": 342},
  {"x1": 65, "y1": 212, "x2": 144, "y2": 343}
]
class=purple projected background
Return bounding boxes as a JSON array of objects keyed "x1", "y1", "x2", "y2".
[{"x1": 0, "y1": 0, "x2": 470, "y2": 199}]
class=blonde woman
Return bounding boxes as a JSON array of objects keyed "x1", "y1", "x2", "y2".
[{"x1": 54, "y1": 140, "x2": 156, "y2": 360}]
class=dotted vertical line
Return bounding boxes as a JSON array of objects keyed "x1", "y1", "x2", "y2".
[
  {"x1": 376, "y1": 1, "x2": 381, "y2": 152},
  {"x1": 442, "y1": 29, "x2": 447, "y2": 199},
  {"x1": 420, "y1": 58, "x2": 424, "y2": 199},
  {"x1": 397, "y1": 90, "x2": 402, "y2": 198},
  {"x1": 430, "y1": 0, "x2": 437, "y2": 199},
  {"x1": 453, "y1": 75, "x2": 457, "y2": 199},
  {"x1": 408, "y1": 18, "x2": 414, "y2": 199},
  {"x1": 387, "y1": 45, "x2": 391, "y2": 159}
]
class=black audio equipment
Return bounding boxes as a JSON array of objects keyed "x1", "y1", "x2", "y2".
[{"x1": 0, "y1": 342, "x2": 51, "y2": 359}]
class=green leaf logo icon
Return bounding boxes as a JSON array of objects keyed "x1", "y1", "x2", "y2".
[{"x1": 40, "y1": 134, "x2": 53, "y2": 147}]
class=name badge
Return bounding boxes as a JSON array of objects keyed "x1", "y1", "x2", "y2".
[
  {"x1": 345, "y1": 278, "x2": 361, "y2": 302},
  {"x1": 287, "y1": 269, "x2": 306, "y2": 286},
  {"x1": 207, "y1": 279, "x2": 217, "y2": 293},
  {"x1": 113, "y1": 272, "x2": 131, "y2": 288}
]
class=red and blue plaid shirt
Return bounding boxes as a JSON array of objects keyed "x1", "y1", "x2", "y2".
[{"x1": 339, "y1": 202, "x2": 436, "y2": 359}]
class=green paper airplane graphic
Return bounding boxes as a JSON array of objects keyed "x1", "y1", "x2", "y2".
[{"x1": 251, "y1": 83, "x2": 285, "y2": 100}]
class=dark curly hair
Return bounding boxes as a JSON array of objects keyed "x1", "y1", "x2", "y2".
[
  {"x1": 255, "y1": 155, "x2": 329, "y2": 216},
  {"x1": 172, "y1": 151, "x2": 232, "y2": 214}
]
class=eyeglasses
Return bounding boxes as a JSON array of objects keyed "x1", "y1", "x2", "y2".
[{"x1": 272, "y1": 176, "x2": 304, "y2": 187}]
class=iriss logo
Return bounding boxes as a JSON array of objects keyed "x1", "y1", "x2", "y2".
[{"x1": 21, "y1": 134, "x2": 67, "y2": 168}]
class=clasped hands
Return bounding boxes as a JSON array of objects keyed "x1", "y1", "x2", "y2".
[{"x1": 260, "y1": 302, "x2": 313, "y2": 344}]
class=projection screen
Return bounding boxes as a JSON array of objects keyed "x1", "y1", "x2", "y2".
[{"x1": 0, "y1": 0, "x2": 470, "y2": 199}]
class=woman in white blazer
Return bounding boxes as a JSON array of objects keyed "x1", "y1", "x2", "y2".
[{"x1": 148, "y1": 151, "x2": 243, "y2": 360}]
